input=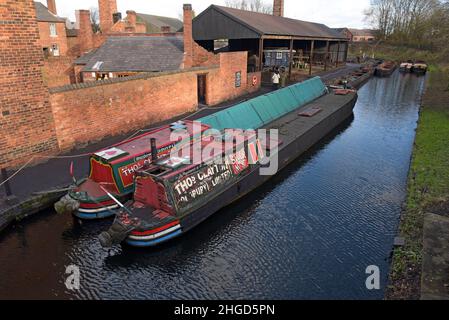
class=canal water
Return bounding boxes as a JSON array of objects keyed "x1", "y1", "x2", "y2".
[{"x1": 0, "y1": 71, "x2": 426, "y2": 300}]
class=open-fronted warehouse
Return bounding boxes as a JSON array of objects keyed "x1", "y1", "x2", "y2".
[{"x1": 193, "y1": 1, "x2": 349, "y2": 81}]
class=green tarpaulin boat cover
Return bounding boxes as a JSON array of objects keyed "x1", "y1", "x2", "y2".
[{"x1": 198, "y1": 77, "x2": 327, "y2": 131}]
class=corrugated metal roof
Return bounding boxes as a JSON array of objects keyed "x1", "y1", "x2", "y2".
[
  {"x1": 77, "y1": 36, "x2": 184, "y2": 73},
  {"x1": 34, "y1": 2, "x2": 65, "y2": 23},
  {"x1": 194, "y1": 5, "x2": 346, "y2": 40},
  {"x1": 136, "y1": 13, "x2": 183, "y2": 32}
]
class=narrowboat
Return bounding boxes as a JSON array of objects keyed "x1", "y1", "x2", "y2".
[
  {"x1": 412, "y1": 61, "x2": 428, "y2": 75},
  {"x1": 56, "y1": 121, "x2": 210, "y2": 219},
  {"x1": 399, "y1": 61, "x2": 413, "y2": 73},
  {"x1": 98, "y1": 77, "x2": 358, "y2": 248},
  {"x1": 375, "y1": 61, "x2": 397, "y2": 77}
]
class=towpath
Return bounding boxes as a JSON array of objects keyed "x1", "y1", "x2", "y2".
[{"x1": 421, "y1": 213, "x2": 449, "y2": 300}]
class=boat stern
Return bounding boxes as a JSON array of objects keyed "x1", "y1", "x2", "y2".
[
  {"x1": 126, "y1": 220, "x2": 183, "y2": 247},
  {"x1": 99, "y1": 201, "x2": 182, "y2": 248},
  {"x1": 68, "y1": 179, "x2": 128, "y2": 219}
]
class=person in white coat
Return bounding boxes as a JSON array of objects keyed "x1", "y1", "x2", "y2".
[{"x1": 272, "y1": 70, "x2": 281, "y2": 90}]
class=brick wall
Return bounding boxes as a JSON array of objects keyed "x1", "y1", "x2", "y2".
[
  {"x1": 42, "y1": 57, "x2": 76, "y2": 87},
  {"x1": 37, "y1": 21, "x2": 68, "y2": 56},
  {"x1": 247, "y1": 71, "x2": 262, "y2": 94},
  {"x1": 67, "y1": 36, "x2": 81, "y2": 57},
  {"x1": 49, "y1": 69, "x2": 204, "y2": 151},
  {"x1": 193, "y1": 42, "x2": 220, "y2": 67},
  {"x1": 48, "y1": 51, "x2": 260, "y2": 152},
  {"x1": 206, "y1": 52, "x2": 252, "y2": 105},
  {"x1": 0, "y1": 0, "x2": 59, "y2": 169}
]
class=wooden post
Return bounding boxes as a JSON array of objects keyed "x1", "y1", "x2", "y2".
[
  {"x1": 288, "y1": 38, "x2": 294, "y2": 81},
  {"x1": 324, "y1": 40, "x2": 330, "y2": 71},
  {"x1": 336, "y1": 41, "x2": 340, "y2": 67},
  {"x1": 1, "y1": 168, "x2": 12, "y2": 197},
  {"x1": 343, "y1": 42, "x2": 348, "y2": 63},
  {"x1": 258, "y1": 38, "x2": 264, "y2": 72},
  {"x1": 309, "y1": 40, "x2": 315, "y2": 76}
]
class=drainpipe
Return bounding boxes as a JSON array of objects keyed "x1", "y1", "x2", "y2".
[{"x1": 151, "y1": 138, "x2": 158, "y2": 162}]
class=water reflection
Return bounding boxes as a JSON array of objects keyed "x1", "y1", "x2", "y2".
[{"x1": 0, "y1": 71, "x2": 425, "y2": 299}]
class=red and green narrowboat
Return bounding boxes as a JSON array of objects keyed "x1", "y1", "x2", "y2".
[
  {"x1": 99, "y1": 130, "x2": 270, "y2": 247},
  {"x1": 64, "y1": 121, "x2": 210, "y2": 219}
]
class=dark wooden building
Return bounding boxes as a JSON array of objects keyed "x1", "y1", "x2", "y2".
[{"x1": 193, "y1": 5, "x2": 349, "y2": 76}]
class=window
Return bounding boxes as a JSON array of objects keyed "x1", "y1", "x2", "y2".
[
  {"x1": 49, "y1": 23, "x2": 57, "y2": 37},
  {"x1": 43, "y1": 47, "x2": 50, "y2": 58},
  {"x1": 51, "y1": 44, "x2": 59, "y2": 56},
  {"x1": 92, "y1": 61, "x2": 104, "y2": 71}
]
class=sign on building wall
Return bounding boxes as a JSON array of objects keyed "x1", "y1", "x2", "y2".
[{"x1": 235, "y1": 71, "x2": 241, "y2": 88}]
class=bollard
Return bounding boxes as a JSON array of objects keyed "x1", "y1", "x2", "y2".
[{"x1": 1, "y1": 168, "x2": 12, "y2": 197}]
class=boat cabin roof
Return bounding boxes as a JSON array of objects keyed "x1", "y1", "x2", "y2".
[
  {"x1": 92, "y1": 120, "x2": 210, "y2": 165},
  {"x1": 139, "y1": 130, "x2": 256, "y2": 180}
]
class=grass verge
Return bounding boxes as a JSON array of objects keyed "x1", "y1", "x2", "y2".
[{"x1": 385, "y1": 69, "x2": 449, "y2": 299}]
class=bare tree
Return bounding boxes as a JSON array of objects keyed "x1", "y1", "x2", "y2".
[
  {"x1": 90, "y1": 7, "x2": 101, "y2": 33},
  {"x1": 365, "y1": 0, "x2": 440, "y2": 48},
  {"x1": 225, "y1": 0, "x2": 273, "y2": 14}
]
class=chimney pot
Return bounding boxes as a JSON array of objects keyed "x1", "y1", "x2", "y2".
[
  {"x1": 113, "y1": 12, "x2": 122, "y2": 24},
  {"x1": 126, "y1": 10, "x2": 137, "y2": 28}
]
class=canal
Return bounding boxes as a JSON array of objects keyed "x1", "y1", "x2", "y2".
[{"x1": 0, "y1": 71, "x2": 426, "y2": 299}]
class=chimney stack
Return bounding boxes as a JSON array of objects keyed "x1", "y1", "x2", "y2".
[
  {"x1": 273, "y1": 0, "x2": 284, "y2": 17},
  {"x1": 47, "y1": 0, "x2": 57, "y2": 15},
  {"x1": 98, "y1": 0, "x2": 118, "y2": 33},
  {"x1": 126, "y1": 11, "x2": 137, "y2": 28},
  {"x1": 183, "y1": 4, "x2": 193, "y2": 69},
  {"x1": 77, "y1": 10, "x2": 94, "y2": 54}
]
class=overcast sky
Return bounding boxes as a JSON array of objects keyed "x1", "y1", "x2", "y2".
[{"x1": 36, "y1": 0, "x2": 371, "y2": 29}]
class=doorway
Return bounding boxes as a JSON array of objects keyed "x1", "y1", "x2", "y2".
[{"x1": 197, "y1": 74, "x2": 207, "y2": 105}]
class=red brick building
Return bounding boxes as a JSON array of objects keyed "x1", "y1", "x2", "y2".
[
  {"x1": 350, "y1": 29, "x2": 376, "y2": 42},
  {"x1": 0, "y1": 0, "x2": 59, "y2": 169},
  {"x1": 34, "y1": 1, "x2": 68, "y2": 57}
]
